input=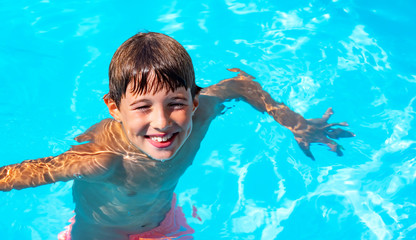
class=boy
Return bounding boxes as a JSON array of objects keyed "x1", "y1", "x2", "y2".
[{"x1": 0, "y1": 32, "x2": 354, "y2": 239}]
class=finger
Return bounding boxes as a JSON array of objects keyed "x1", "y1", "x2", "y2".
[
  {"x1": 327, "y1": 128, "x2": 355, "y2": 139},
  {"x1": 322, "y1": 107, "x2": 334, "y2": 121},
  {"x1": 303, "y1": 149, "x2": 315, "y2": 161},
  {"x1": 326, "y1": 141, "x2": 344, "y2": 156},
  {"x1": 307, "y1": 108, "x2": 335, "y2": 125},
  {"x1": 326, "y1": 122, "x2": 349, "y2": 127},
  {"x1": 335, "y1": 145, "x2": 344, "y2": 156},
  {"x1": 227, "y1": 68, "x2": 241, "y2": 73},
  {"x1": 296, "y1": 140, "x2": 315, "y2": 161}
]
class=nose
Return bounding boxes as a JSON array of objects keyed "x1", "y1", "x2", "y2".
[{"x1": 150, "y1": 107, "x2": 172, "y2": 131}]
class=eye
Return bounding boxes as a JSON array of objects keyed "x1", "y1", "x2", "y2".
[
  {"x1": 169, "y1": 102, "x2": 187, "y2": 110},
  {"x1": 135, "y1": 105, "x2": 151, "y2": 112}
]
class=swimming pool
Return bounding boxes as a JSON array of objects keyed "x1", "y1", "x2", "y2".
[{"x1": 1, "y1": 0, "x2": 415, "y2": 239}]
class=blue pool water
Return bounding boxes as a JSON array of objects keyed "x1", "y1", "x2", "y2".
[{"x1": 1, "y1": 0, "x2": 416, "y2": 239}]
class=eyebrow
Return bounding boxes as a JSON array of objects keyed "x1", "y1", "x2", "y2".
[
  {"x1": 129, "y1": 96, "x2": 189, "y2": 107},
  {"x1": 129, "y1": 99, "x2": 150, "y2": 107},
  {"x1": 170, "y1": 96, "x2": 189, "y2": 101}
]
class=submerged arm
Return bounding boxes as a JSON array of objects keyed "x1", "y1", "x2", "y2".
[
  {"x1": 201, "y1": 68, "x2": 354, "y2": 160},
  {"x1": 202, "y1": 68, "x2": 306, "y2": 130},
  {"x1": 0, "y1": 151, "x2": 120, "y2": 191}
]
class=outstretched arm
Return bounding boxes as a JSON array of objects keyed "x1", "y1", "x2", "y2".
[
  {"x1": 201, "y1": 68, "x2": 354, "y2": 160},
  {"x1": 0, "y1": 151, "x2": 120, "y2": 191}
]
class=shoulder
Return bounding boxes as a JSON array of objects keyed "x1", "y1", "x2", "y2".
[
  {"x1": 74, "y1": 118, "x2": 121, "y2": 143},
  {"x1": 191, "y1": 94, "x2": 225, "y2": 130},
  {"x1": 71, "y1": 118, "x2": 138, "y2": 155}
]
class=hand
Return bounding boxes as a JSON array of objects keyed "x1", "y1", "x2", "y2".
[{"x1": 292, "y1": 108, "x2": 355, "y2": 160}]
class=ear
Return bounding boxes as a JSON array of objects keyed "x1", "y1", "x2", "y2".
[
  {"x1": 192, "y1": 93, "x2": 200, "y2": 114},
  {"x1": 104, "y1": 97, "x2": 122, "y2": 122}
]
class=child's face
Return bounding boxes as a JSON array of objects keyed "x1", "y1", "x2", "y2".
[{"x1": 106, "y1": 84, "x2": 199, "y2": 161}]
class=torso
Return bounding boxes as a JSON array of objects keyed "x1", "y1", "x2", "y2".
[{"x1": 69, "y1": 95, "x2": 223, "y2": 239}]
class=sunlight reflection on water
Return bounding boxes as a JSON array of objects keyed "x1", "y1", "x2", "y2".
[{"x1": 0, "y1": 0, "x2": 415, "y2": 239}]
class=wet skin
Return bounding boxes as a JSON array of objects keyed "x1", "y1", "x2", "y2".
[
  {"x1": 0, "y1": 69, "x2": 354, "y2": 239},
  {"x1": 104, "y1": 86, "x2": 199, "y2": 161}
]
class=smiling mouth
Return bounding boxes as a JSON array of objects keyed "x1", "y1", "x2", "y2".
[
  {"x1": 146, "y1": 133, "x2": 178, "y2": 148},
  {"x1": 150, "y1": 133, "x2": 174, "y2": 142}
]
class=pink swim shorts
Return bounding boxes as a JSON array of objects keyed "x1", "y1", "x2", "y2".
[{"x1": 58, "y1": 193, "x2": 194, "y2": 240}]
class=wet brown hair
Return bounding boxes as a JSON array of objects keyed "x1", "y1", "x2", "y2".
[{"x1": 108, "y1": 32, "x2": 201, "y2": 107}]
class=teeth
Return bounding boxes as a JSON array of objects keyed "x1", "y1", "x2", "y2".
[{"x1": 150, "y1": 134, "x2": 173, "y2": 142}]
